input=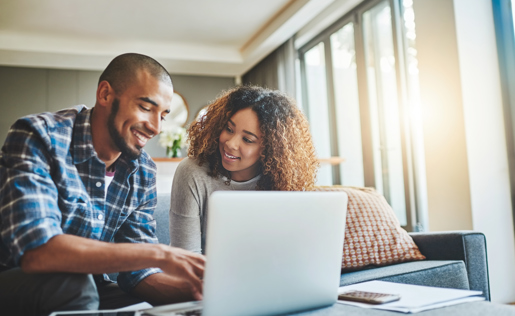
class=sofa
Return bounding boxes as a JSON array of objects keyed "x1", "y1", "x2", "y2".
[{"x1": 152, "y1": 192, "x2": 491, "y2": 301}]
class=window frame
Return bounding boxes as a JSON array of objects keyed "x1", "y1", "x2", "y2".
[{"x1": 298, "y1": 0, "x2": 419, "y2": 231}]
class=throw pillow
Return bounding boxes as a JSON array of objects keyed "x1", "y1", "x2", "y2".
[{"x1": 314, "y1": 186, "x2": 426, "y2": 270}]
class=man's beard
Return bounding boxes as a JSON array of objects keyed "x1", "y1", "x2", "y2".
[{"x1": 107, "y1": 98, "x2": 142, "y2": 160}]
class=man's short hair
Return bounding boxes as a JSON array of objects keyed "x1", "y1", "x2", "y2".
[{"x1": 98, "y1": 53, "x2": 173, "y2": 94}]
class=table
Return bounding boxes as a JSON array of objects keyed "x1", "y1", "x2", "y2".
[{"x1": 291, "y1": 301, "x2": 515, "y2": 315}]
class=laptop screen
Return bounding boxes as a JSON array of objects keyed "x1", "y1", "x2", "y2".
[{"x1": 202, "y1": 191, "x2": 348, "y2": 316}]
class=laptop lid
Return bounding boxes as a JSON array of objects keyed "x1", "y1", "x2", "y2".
[{"x1": 202, "y1": 191, "x2": 348, "y2": 316}]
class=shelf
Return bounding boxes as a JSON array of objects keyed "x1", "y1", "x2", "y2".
[
  {"x1": 318, "y1": 157, "x2": 346, "y2": 165},
  {"x1": 152, "y1": 157, "x2": 185, "y2": 162},
  {"x1": 152, "y1": 157, "x2": 345, "y2": 165}
]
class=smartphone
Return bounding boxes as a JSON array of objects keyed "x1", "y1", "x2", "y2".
[{"x1": 338, "y1": 290, "x2": 401, "y2": 304}]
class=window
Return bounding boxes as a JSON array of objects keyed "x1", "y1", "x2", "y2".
[
  {"x1": 298, "y1": 0, "x2": 423, "y2": 230},
  {"x1": 330, "y1": 23, "x2": 365, "y2": 187},
  {"x1": 303, "y1": 43, "x2": 334, "y2": 185}
]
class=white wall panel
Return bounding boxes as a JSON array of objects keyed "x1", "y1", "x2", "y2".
[{"x1": 454, "y1": 0, "x2": 515, "y2": 304}]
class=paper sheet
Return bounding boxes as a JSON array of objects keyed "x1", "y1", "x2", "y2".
[{"x1": 337, "y1": 280, "x2": 485, "y2": 313}]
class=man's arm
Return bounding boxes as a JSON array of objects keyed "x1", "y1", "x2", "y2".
[{"x1": 21, "y1": 234, "x2": 205, "y2": 301}]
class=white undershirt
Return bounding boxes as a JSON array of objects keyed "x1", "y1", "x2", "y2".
[{"x1": 105, "y1": 174, "x2": 114, "y2": 197}]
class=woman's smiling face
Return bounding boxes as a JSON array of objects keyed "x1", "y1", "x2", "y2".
[{"x1": 218, "y1": 108, "x2": 263, "y2": 182}]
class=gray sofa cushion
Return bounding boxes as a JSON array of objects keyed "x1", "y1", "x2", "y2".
[
  {"x1": 340, "y1": 260, "x2": 469, "y2": 291},
  {"x1": 155, "y1": 193, "x2": 171, "y2": 245}
]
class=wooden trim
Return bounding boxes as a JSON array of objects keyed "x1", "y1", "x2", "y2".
[
  {"x1": 152, "y1": 157, "x2": 346, "y2": 165},
  {"x1": 152, "y1": 157, "x2": 185, "y2": 162},
  {"x1": 318, "y1": 157, "x2": 346, "y2": 165}
]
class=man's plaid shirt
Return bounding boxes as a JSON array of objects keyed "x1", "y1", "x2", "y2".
[{"x1": 0, "y1": 105, "x2": 161, "y2": 292}]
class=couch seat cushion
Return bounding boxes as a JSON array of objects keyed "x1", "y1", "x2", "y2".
[{"x1": 340, "y1": 260, "x2": 470, "y2": 290}]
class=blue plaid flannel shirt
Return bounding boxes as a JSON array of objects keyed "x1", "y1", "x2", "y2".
[{"x1": 0, "y1": 105, "x2": 162, "y2": 292}]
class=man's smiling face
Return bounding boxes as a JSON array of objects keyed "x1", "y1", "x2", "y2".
[{"x1": 107, "y1": 69, "x2": 173, "y2": 160}]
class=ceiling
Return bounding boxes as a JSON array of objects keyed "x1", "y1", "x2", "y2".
[{"x1": 0, "y1": 0, "x2": 357, "y2": 77}]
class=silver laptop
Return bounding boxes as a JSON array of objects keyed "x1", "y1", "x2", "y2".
[{"x1": 146, "y1": 191, "x2": 348, "y2": 316}]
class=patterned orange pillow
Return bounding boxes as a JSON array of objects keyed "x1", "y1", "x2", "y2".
[{"x1": 314, "y1": 186, "x2": 426, "y2": 270}]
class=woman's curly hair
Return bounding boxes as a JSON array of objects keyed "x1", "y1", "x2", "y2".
[{"x1": 187, "y1": 85, "x2": 319, "y2": 191}]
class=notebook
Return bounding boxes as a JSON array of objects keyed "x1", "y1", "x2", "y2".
[{"x1": 144, "y1": 191, "x2": 348, "y2": 316}]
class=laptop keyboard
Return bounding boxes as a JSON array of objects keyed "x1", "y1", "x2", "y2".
[
  {"x1": 143, "y1": 306, "x2": 203, "y2": 316},
  {"x1": 174, "y1": 308, "x2": 203, "y2": 316}
]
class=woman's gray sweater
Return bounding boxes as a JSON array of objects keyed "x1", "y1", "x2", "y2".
[{"x1": 169, "y1": 157, "x2": 260, "y2": 254}]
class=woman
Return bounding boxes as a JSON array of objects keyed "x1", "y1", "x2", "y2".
[{"x1": 169, "y1": 85, "x2": 318, "y2": 254}]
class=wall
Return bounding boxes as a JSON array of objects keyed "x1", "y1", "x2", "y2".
[
  {"x1": 146, "y1": 74, "x2": 235, "y2": 156},
  {"x1": 414, "y1": 0, "x2": 515, "y2": 303},
  {"x1": 0, "y1": 66, "x2": 235, "y2": 157},
  {"x1": 454, "y1": 0, "x2": 515, "y2": 304},
  {"x1": 0, "y1": 67, "x2": 100, "y2": 144}
]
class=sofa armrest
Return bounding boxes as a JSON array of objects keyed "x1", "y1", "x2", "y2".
[{"x1": 409, "y1": 231, "x2": 490, "y2": 300}]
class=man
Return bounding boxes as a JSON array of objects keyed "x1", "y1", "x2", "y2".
[{"x1": 0, "y1": 53, "x2": 205, "y2": 315}]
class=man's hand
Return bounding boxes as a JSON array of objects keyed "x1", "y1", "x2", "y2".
[
  {"x1": 161, "y1": 246, "x2": 205, "y2": 298},
  {"x1": 132, "y1": 246, "x2": 206, "y2": 304}
]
